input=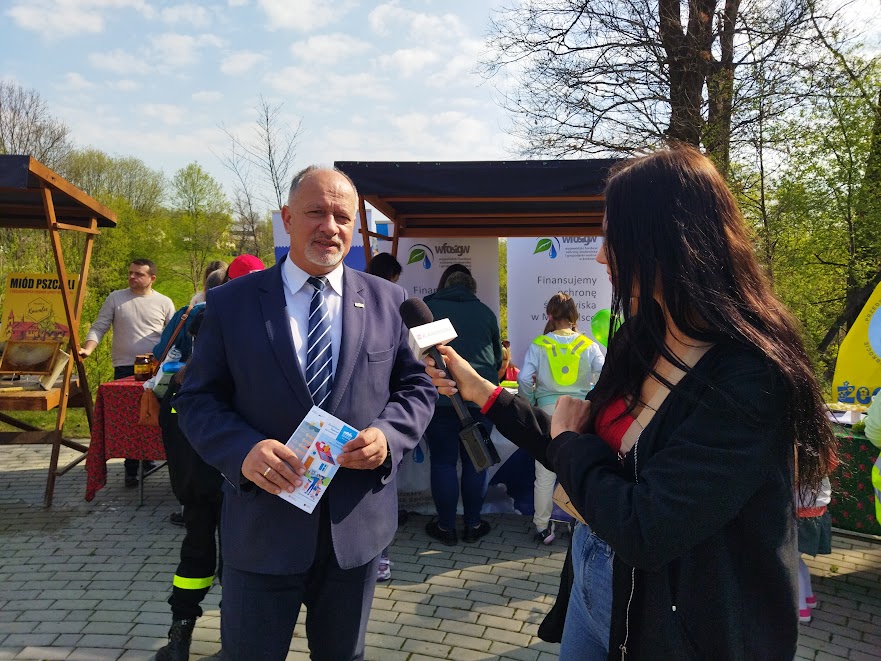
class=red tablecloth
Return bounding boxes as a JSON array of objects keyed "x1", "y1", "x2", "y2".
[{"x1": 85, "y1": 377, "x2": 165, "y2": 501}]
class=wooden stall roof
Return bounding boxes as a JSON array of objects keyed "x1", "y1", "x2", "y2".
[
  {"x1": 334, "y1": 159, "x2": 621, "y2": 238},
  {"x1": 0, "y1": 155, "x2": 117, "y2": 230}
]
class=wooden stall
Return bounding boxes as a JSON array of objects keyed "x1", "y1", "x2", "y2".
[{"x1": 0, "y1": 155, "x2": 117, "y2": 506}]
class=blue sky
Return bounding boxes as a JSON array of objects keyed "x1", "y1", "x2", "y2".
[
  {"x1": 2, "y1": 0, "x2": 879, "y2": 213},
  {"x1": 2, "y1": 0, "x2": 518, "y2": 204}
]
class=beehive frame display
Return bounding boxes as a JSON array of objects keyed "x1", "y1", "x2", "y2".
[{"x1": 0, "y1": 340, "x2": 61, "y2": 375}]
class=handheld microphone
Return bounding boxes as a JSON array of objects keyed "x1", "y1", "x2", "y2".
[{"x1": 400, "y1": 298, "x2": 501, "y2": 472}]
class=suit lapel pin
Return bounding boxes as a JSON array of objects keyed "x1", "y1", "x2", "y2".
[{"x1": 354, "y1": 302, "x2": 365, "y2": 308}]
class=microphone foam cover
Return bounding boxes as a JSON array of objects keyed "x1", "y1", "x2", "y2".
[{"x1": 399, "y1": 298, "x2": 434, "y2": 329}]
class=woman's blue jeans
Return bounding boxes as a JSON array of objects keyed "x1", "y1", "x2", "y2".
[
  {"x1": 424, "y1": 406, "x2": 493, "y2": 530},
  {"x1": 559, "y1": 522, "x2": 614, "y2": 661}
]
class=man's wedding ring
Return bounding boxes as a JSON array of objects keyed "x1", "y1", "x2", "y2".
[{"x1": 262, "y1": 466, "x2": 272, "y2": 478}]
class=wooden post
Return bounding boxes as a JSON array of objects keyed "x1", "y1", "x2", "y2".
[
  {"x1": 40, "y1": 185, "x2": 88, "y2": 507},
  {"x1": 70, "y1": 218, "x2": 96, "y2": 428},
  {"x1": 358, "y1": 196, "x2": 371, "y2": 267},
  {"x1": 41, "y1": 187, "x2": 80, "y2": 350},
  {"x1": 391, "y1": 219, "x2": 401, "y2": 259}
]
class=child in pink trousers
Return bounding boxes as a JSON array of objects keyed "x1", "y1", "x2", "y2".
[{"x1": 797, "y1": 475, "x2": 833, "y2": 623}]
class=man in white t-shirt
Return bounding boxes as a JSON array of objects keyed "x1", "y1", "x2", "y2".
[{"x1": 81, "y1": 258, "x2": 176, "y2": 485}]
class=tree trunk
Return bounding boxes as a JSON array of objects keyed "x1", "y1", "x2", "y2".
[
  {"x1": 705, "y1": 0, "x2": 739, "y2": 174},
  {"x1": 660, "y1": 0, "x2": 715, "y2": 147}
]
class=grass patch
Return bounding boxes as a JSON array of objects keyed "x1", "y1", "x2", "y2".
[{"x1": 0, "y1": 408, "x2": 91, "y2": 438}]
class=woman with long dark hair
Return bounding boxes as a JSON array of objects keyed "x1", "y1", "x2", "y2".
[{"x1": 423, "y1": 147, "x2": 836, "y2": 659}]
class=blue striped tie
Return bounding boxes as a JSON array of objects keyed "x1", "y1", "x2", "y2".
[{"x1": 305, "y1": 276, "x2": 333, "y2": 408}]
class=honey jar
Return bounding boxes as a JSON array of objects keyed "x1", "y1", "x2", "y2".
[{"x1": 133, "y1": 354, "x2": 153, "y2": 381}]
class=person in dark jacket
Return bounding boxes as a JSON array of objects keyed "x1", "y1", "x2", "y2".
[
  {"x1": 155, "y1": 311, "x2": 221, "y2": 661},
  {"x1": 422, "y1": 147, "x2": 837, "y2": 659},
  {"x1": 153, "y1": 269, "x2": 226, "y2": 362},
  {"x1": 155, "y1": 259, "x2": 264, "y2": 661},
  {"x1": 423, "y1": 268, "x2": 502, "y2": 545}
]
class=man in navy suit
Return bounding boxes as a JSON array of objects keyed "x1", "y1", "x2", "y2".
[{"x1": 175, "y1": 166, "x2": 437, "y2": 661}]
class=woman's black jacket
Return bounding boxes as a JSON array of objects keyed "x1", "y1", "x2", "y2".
[{"x1": 485, "y1": 344, "x2": 798, "y2": 660}]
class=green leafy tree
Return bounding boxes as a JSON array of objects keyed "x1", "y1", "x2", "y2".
[
  {"x1": 170, "y1": 163, "x2": 233, "y2": 293},
  {"x1": 59, "y1": 148, "x2": 173, "y2": 386},
  {"x1": 738, "y1": 59, "x2": 881, "y2": 376}
]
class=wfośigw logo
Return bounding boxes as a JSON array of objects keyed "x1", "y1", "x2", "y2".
[
  {"x1": 407, "y1": 244, "x2": 434, "y2": 269},
  {"x1": 534, "y1": 237, "x2": 561, "y2": 259}
]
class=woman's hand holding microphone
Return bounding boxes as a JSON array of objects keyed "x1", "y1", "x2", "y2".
[{"x1": 424, "y1": 345, "x2": 591, "y2": 438}]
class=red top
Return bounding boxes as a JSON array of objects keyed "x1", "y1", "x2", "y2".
[{"x1": 594, "y1": 398, "x2": 634, "y2": 453}]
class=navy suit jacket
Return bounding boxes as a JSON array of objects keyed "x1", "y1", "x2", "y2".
[{"x1": 175, "y1": 260, "x2": 437, "y2": 573}]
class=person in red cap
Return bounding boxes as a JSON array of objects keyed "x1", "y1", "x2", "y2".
[
  {"x1": 225, "y1": 254, "x2": 265, "y2": 281},
  {"x1": 155, "y1": 257, "x2": 265, "y2": 661}
]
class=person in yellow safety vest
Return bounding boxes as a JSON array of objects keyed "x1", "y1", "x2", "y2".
[
  {"x1": 863, "y1": 394, "x2": 881, "y2": 526},
  {"x1": 517, "y1": 293, "x2": 605, "y2": 544}
]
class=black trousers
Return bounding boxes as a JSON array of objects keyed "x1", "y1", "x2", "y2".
[{"x1": 169, "y1": 497, "x2": 223, "y2": 620}]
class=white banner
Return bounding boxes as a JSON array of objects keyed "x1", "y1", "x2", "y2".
[
  {"x1": 392, "y1": 237, "x2": 501, "y2": 317},
  {"x1": 506, "y1": 236, "x2": 613, "y2": 369}
]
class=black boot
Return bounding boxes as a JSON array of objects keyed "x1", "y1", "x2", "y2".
[{"x1": 155, "y1": 618, "x2": 195, "y2": 661}]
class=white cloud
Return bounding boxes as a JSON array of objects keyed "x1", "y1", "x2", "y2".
[
  {"x1": 87, "y1": 33, "x2": 222, "y2": 76},
  {"x1": 192, "y1": 90, "x2": 224, "y2": 103},
  {"x1": 141, "y1": 103, "x2": 187, "y2": 125},
  {"x1": 228, "y1": 0, "x2": 248, "y2": 5},
  {"x1": 263, "y1": 67, "x2": 323, "y2": 93},
  {"x1": 290, "y1": 33, "x2": 372, "y2": 65},
  {"x1": 220, "y1": 51, "x2": 266, "y2": 75},
  {"x1": 161, "y1": 3, "x2": 212, "y2": 28},
  {"x1": 365, "y1": 5, "x2": 483, "y2": 88},
  {"x1": 425, "y1": 38, "x2": 484, "y2": 88},
  {"x1": 150, "y1": 32, "x2": 224, "y2": 70},
  {"x1": 109, "y1": 79, "x2": 140, "y2": 91},
  {"x1": 57, "y1": 72, "x2": 95, "y2": 91},
  {"x1": 6, "y1": 0, "x2": 152, "y2": 37},
  {"x1": 315, "y1": 110, "x2": 509, "y2": 162},
  {"x1": 376, "y1": 48, "x2": 439, "y2": 78},
  {"x1": 264, "y1": 67, "x2": 387, "y2": 100},
  {"x1": 58, "y1": 102, "x2": 229, "y2": 167},
  {"x1": 368, "y1": 3, "x2": 468, "y2": 44},
  {"x1": 257, "y1": 0, "x2": 354, "y2": 32},
  {"x1": 88, "y1": 49, "x2": 151, "y2": 75}
]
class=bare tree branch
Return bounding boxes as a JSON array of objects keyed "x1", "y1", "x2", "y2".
[{"x1": 0, "y1": 80, "x2": 71, "y2": 168}]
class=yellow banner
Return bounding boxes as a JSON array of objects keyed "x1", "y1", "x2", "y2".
[
  {"x1": 1, "y1": 273, "x2": 79, "y2": 344},
  {"x1": 833, "y1": 281, "x2": 881, "y2": 405}
]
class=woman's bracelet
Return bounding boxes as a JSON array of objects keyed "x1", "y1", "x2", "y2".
[{"x1": 480, "y1": 386, "x2": 505, "y2": 414}]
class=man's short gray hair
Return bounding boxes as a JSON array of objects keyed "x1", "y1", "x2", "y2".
[
  {"x1": 445, "y1": 271, "x2": 477, "y2": 294},
  {"x1": 287, "y1": 165, "x2": 358, "y2": 204}
]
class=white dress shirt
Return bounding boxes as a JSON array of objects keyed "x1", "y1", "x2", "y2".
[{"x1": 280, "y1": 257, "x2": 344, "y2": 381}]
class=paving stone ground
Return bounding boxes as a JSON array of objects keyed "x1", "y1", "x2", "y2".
[{"x1": 0, "y1": 443, "x2": 879, "y2": 660}]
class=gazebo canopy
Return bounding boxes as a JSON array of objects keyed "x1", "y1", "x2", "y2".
[
  {"x1": 0, "y1": 155, "x2": 117, "y2": 230},
  {"x1": 334, "y1": 159, "x2": 620, "y2": 238}
]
